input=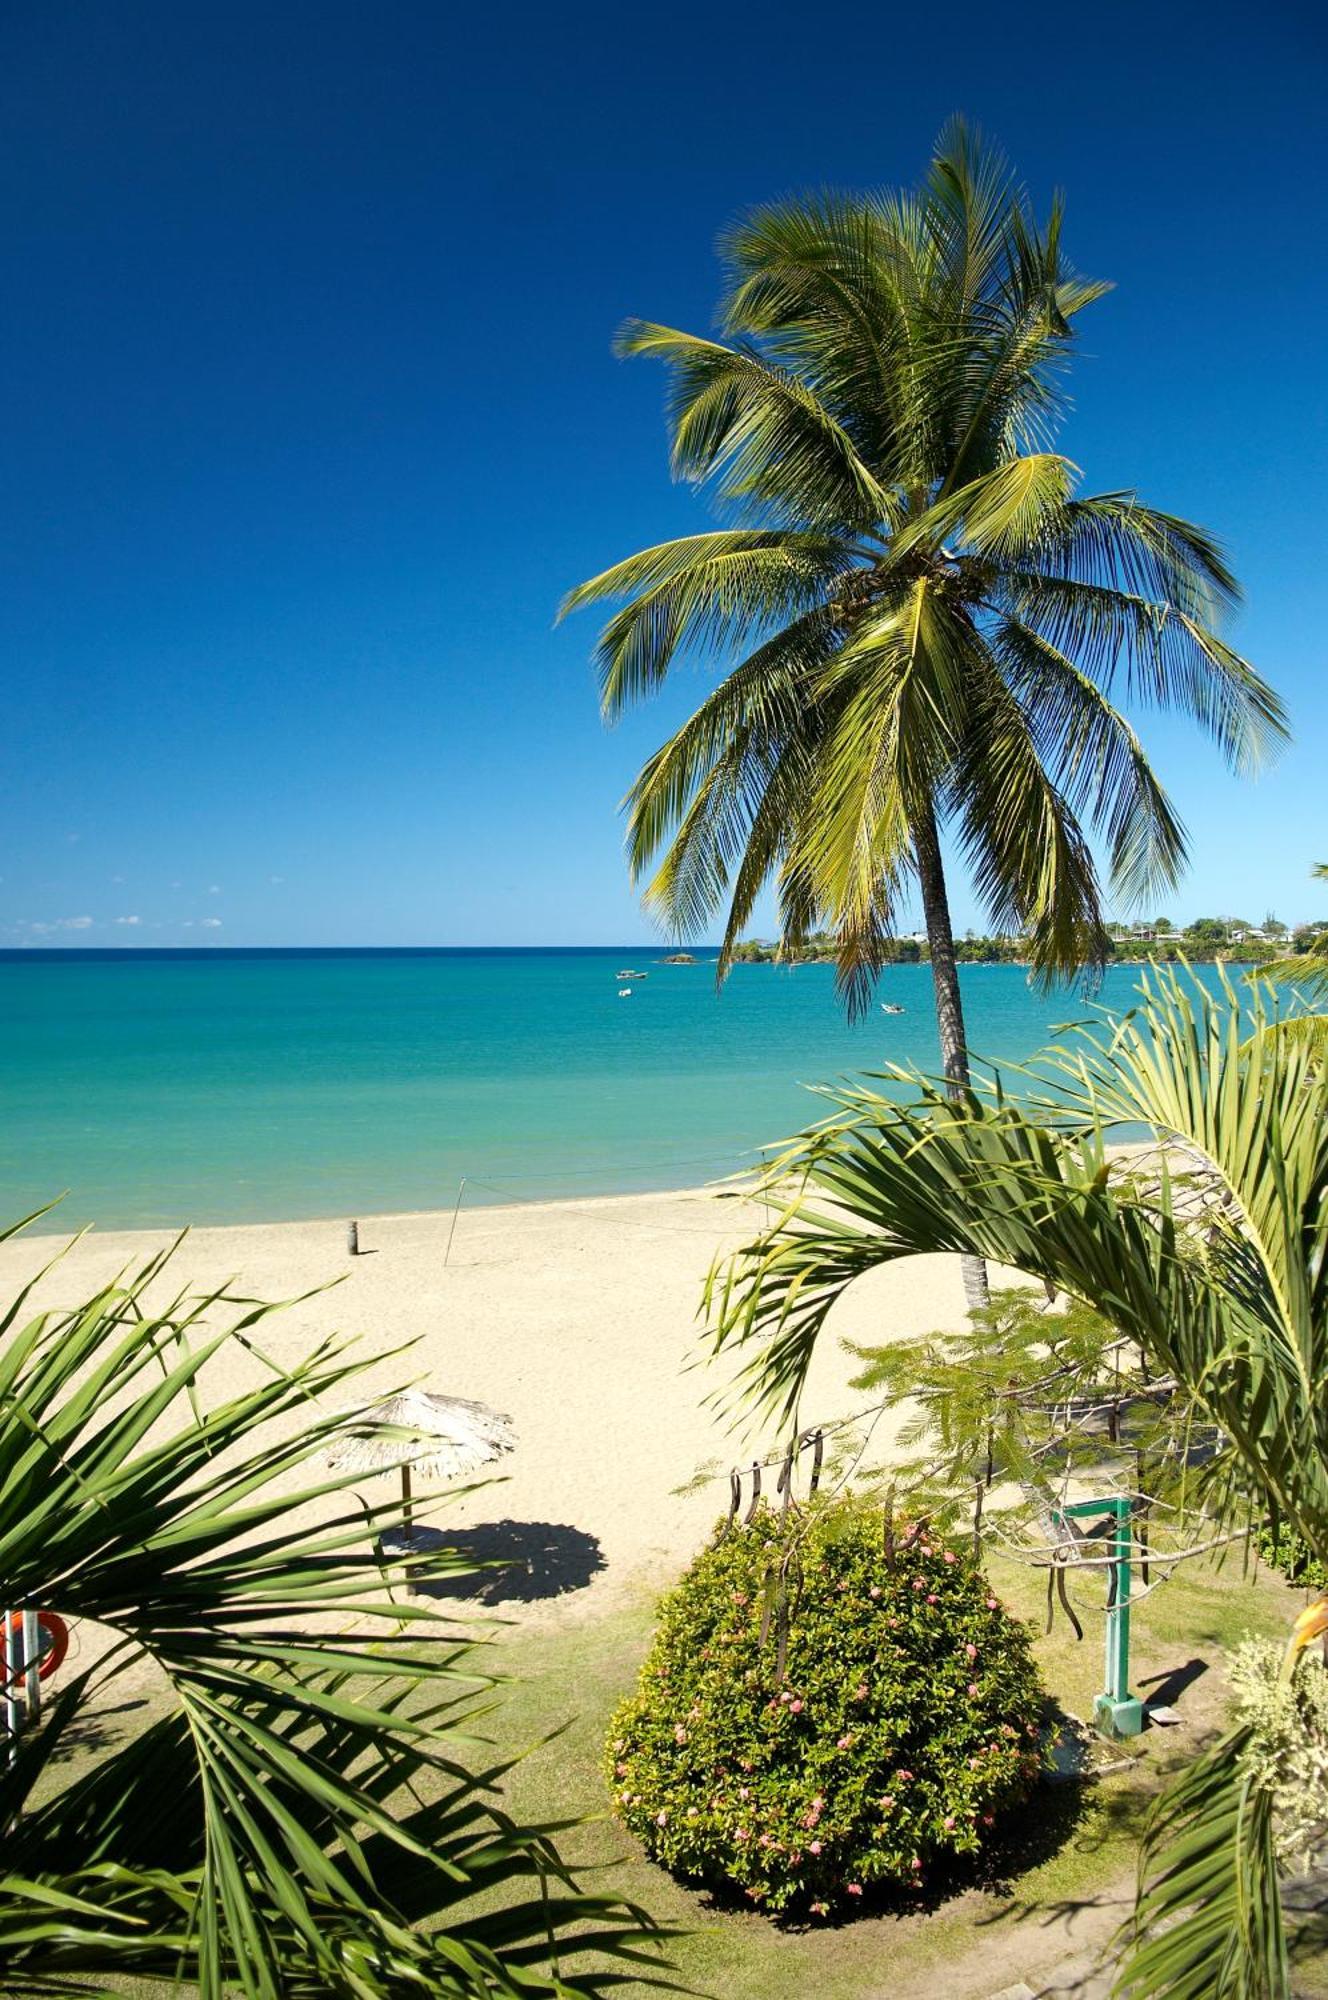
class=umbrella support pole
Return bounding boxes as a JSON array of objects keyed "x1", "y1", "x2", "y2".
[{"x1": 401, "y1": 1465, "x2": 413, "y2": 1543}]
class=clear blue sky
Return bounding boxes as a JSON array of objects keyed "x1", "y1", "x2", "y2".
[{"x1": 3, "y1": 1, "x2": 1324, "y2": 947}]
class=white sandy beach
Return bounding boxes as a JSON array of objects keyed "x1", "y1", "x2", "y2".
[{"x1": 0, "y1": 1186, "x2": 973, "y2": 1625}]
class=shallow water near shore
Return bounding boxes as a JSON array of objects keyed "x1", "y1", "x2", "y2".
[{"x1": 0, "y1": 947, "x2": 1233, "y2": 1230}]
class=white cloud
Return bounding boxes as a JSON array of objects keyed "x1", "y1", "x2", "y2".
[
  {"x1": 114, "y1": 915, "x2": 141, "y2": 926},
  {"x1": 201, "y1": 917, "x2": 223, "y2": 928},
  {"x1": 61, "y1": 916, "x2": 93, "y2": 930},
  {"x1": 207, "y1": 884, "x2": 221, "y2": 895},
  {"x1": 269, "y1": 874, "x2": 285, "y2": 884}
]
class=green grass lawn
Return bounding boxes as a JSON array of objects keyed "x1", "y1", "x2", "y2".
[
  {"x1": 468, "y1": 1545, "x2": 1307, "y2": 1999},
  {"x1": 50, "y1": 1544, "x2": 1328, "y2": 1999}
]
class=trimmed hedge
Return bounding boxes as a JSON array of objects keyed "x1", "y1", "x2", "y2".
[{"x1": 606, "y1": 1502, "x2": 1045, "y2": 1914}]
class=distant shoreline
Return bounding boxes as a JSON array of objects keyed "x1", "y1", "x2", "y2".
[{"x1": 0, "y1": 943, "x2": 1285, "y2": 966}]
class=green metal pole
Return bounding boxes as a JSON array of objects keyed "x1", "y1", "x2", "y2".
[
  {"x1": 1108, "y1": 1499, "x2": 1131, "y2": 1705},
  {"x1": 1059, "y1": 1496, "x2": 1143, "y2": 1739}
]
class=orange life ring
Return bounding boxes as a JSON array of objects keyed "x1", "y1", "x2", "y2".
[{"x1": 1, "y1": 1611, "x2": 69, "y2": 1683}]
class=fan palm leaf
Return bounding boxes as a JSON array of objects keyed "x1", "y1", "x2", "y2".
[{"x1": 0, "y1": 1222, "x2": 668, "y2": 1996}]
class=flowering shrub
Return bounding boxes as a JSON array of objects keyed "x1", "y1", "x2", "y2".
[
  {"x1": 1229, "y1": 1639, "x2": 1328, "y2": 1871},
  {"x1": 605, "y1": 1502, "x2": 1045, "y2": 1914}
]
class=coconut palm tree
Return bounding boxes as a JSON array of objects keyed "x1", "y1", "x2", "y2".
[
  {"x1": 0, "y1": 1219, "x2": 665, "y2": 1997},
  {"x1": 562, "y1": 123, "x2": 1285, "y2": 1306},
  {"x1": 703, "y1": 966, "x2": 1328, "y2": 1996}
]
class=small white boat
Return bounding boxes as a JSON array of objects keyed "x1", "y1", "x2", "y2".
[
  {"x1": 618, "y1": 987, "x2": 632, "y2": 997},
  {"x1": 880, "y1": 1002, "x2": 906, "y2": 1015}
]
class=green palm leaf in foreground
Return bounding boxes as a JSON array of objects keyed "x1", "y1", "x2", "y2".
[
  {"x1": 0, "y1": 1225, "x2": 668, "y2": 1997},
  {"x1": 703, "y1": 967, "x2": 1328, "y2": 1997}
]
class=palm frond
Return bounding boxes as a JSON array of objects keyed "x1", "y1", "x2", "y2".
[
  {"x1": 950, "y1": 660, "x2": 1111, "y2": 983},
  {"x1": 1120, "y1": 1723, "x2": 1287, "y2": 2000},
  {"x1": 0, "y1": 1237, "x2": 670, "y2": 1996},
  {"x1": 615, "y1": 321, "x2": 892, "y2": 528},
  {"x1": 559, "y1": 529, "x2": 855, "y2": 718},
  {"x1": 996, "y1": 616, "x2": 1188, "y2": 909},
  {"x1": 704, "y1": 966, "x2": 1327, "y2": 1995},
  {"x1": 895, "y1": 452, "x2": 1078, "y2": 562}
]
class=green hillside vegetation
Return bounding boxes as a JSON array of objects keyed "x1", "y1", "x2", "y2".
[{"x1": 731, "y1": 918, "x2": 1317, "y2": 969}]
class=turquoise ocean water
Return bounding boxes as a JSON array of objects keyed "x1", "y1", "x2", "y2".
[{"x1": 0, "y1": 948, "x2": 1204, "y2": 1232}]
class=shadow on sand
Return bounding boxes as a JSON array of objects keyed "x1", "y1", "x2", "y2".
[{"x1": 406, "y1": 1518, "x2": 606, "y2": 1606}]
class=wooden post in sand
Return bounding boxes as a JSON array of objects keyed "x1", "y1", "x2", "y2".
[{"x1": 347, "y1": 1220, "x2": 359, "y2": 1256}]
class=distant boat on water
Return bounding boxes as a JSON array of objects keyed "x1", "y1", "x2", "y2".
[
  {"x1": 615, "y1": 968, "x2": 648, "y2": 979},
  {"x1": 618, "y1": 987, "x2": 632, "y2": 997},
  {"x1": 880, "y1": 1002, "x2": 906, "y2": 1015}
]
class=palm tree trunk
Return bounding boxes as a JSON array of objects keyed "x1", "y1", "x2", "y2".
[{"x1": 913, "y1": 802, "x2": 990, "y2": 1312}]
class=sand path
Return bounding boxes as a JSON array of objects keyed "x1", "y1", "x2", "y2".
[{"x1": 0, "y1": 1186, "x2": 970, "y2": 1622}]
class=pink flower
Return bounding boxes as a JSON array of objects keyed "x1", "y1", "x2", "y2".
[
  {"x1": 735, "y1": 1827, "x2": 748, "y2": 1842},
  {"x1": 656, "y1": 1810, "x2": 669, "y2": 1826},
  {"x1": 982, "y1": 1812, "x2": 995, "y2": 1827},
  {"x1": 869, "y1": 1584, "x2": 883, "y2": 1599},
  {"x1": 944, "y1": 1814, "x2": 956, "y2": 1830},
  {"x1": 898, "y1": 1769, "x2": 914, "y2": 1782},
  {"x1": 813, "y1": 1794, "x2": 825, "y2": 1808},
  {"x1": 790, "y1": 1699, "x2": 804, "y2": 1713},
  {"x1": 943, "y1": 1550, "x2": 957, "y2": 1564},
  {"x1": 912, "y1": 1577, "x2": 926, "y2": 1591},
  {"x1": 837, "y1": 1735, "x2": 852, "y2": 1750},
  {"x1": 986, "y1": 1596, "x2": 999, "y2": 1609},
  {"x1": 687, "y1": 1806, "x2": 699, "y2": 1818},
  {"x1": 674, "y1": 1724, "x2": 688, "y2": 1743},
  {"x1": 853, "y1": 1683, "x2": 868, "y2": 1700},
  {"x1": 927, "y1": 1593, "x2": 939, "y2": 1605},
  {"x1": 968, "y1": 1681, "x2": 980, "y2": 1697},
  {"x1": 811, "y1": 1899, "x2": 828, "y2": 1915},
  {"x1": 965, "y1": 1642, "x2": 978, "y2": 1661},
  {"x1": 910, "y1": 1855, "x2": 922, "y2": 1871},
  {"x1": 846, "y1": 1882, "x2": 863, "y2": 1896},
  {"x1": 809, "y1": 1839, "x2": 823, "y2": 1854},
  {"x1": 881, "y1": 1793, "x2": 895, "y2": 1809},
  {"x1": 738, "y1": 1786, "x2": 750, "y2": 1800},
  {"x1": 615, "y1": 1760, "x2": 627, "y2": 1775}
]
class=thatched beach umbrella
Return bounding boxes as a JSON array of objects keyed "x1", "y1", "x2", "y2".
[{"x1": 324, "y1": 1389, "x2": 515, "y2": 1544}]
